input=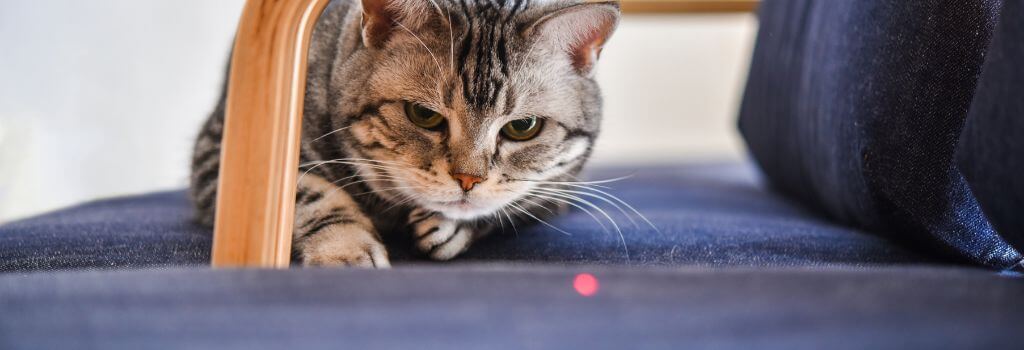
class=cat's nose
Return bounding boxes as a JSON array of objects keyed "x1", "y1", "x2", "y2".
[{"x1": 451, "y1": 173, "x2": 485, "y2": 192}]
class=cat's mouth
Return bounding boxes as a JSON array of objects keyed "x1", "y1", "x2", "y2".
[
  {"x1": 435, "y1": 199, "x2": 477, "y2": 210},
  {"x1": 425, "y1": 197, "x2": 502, "y2": 220}
]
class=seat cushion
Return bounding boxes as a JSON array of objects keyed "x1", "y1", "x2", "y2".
[
  {"x1": 0, "y1": 163, "x2": 938, "y2": 272},
  {"x1": 0, "y1": 191, "x2": 211, "y2": 271},
  {"x1": 0, "y1": 266, "x2": 1021, "y2": 349},
  {"x1": 737, "y1": 0, "x2": 1022, "y2": 270}
]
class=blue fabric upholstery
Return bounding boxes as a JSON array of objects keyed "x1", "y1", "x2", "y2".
[
  {"x1": 0, "y1": 163, "x2": 936, "y2": 272},
  {"x1": 1, "y1": 266, "x2": 1021, "y2": 349},
  {"x1": 738, "y1": 0, "x2": 1023, "y2": 270},
  {"x1": 0, "y1": 191, "x2": 210, "y2": 271},
  {"x1": 958, "y1": 0, "x2": 1024, "y2": 251}
]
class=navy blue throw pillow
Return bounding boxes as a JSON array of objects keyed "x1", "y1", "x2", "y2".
[
  {"x1": 958, "y1": 0, "x2": 1024, "y2": 255},
  {"x1": 738, "y1": 0, "x2": 1024, "y2": 270}
]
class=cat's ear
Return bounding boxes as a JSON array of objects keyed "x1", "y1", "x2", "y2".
[
  {"x1": 360, "y1": 0, "x2": 433, "y2": 49},
  {"x1": 528, "y1": 2, "x2": 621, "y2": 75},
  {"x1": 360, "y1": 0, "x2": 399, "y2": 48}
]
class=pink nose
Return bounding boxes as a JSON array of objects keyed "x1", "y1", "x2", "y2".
[{"x1": 451, "y1": 173, "x2": 484, "y2": 191}]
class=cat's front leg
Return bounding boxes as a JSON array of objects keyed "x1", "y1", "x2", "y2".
[
  {"x1": 293, "y1": 175, "x2": 390, "y2": 268},
  {"x1": 407, "y1": 208, "x2": 487, "y2": 261}
]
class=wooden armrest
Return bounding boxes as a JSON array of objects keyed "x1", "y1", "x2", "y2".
[{"x1": 212, "y1": 0, "x2": 330, "y2": 268}]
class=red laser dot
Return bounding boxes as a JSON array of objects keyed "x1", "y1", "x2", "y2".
[{"x1": 573, "y1": 273, "x2": 599, "y2": 297}]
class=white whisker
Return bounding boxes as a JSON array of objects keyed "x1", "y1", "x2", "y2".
[
  {"x1": 307, "y1": 126, "x2": 352, "y2": 144},
  {"x1": 517, "y1": 196, "x2": 557, "y2": 216},
  {"x1": 517, "y1": 174, "x2": 633, "y2": 188},
  {"x1": 509, "y1": 203, "x2": 572, "y2": 236},
  {"x1": 534, "y1": 186, "x2": 638, "y2": 228},
  {"x1": 425, "y1": 0, "x2": 455, "y2": 73},
  {"x1": 381, "y1": 192, "x2": 421, "y2": 214},
  {"x1": 529, "y1": 187, "x2": 630, "y2": 261},
  {"x1": 533, "y1": 188, "x2": 622, "y2": 237},
  {"x1": 316, "y1": 172, "x2": 405, "y2": 204},
  {"x1": 543, "y1": 184, "x2": 660, "y2": 233},
  {"x1": 298, "y1": 159, "x2": 407, "y2": 184},
  {"x1": 526, "y1": 190, "x2": 609, "y2": 233},
  {"x1": 352, "y1": 186, "x2": 424, "y2": 197},
  {"x1": 493, "y1": 209, "x2": 506, "y2": 232},
  {"x1": 501, "y1": 207, "x2": 519, "y2": 237},
  {"x1": 300, "y1": 158, "x2": 409, "y2": 169}
]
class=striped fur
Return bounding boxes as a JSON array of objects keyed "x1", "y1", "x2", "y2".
[{"x1": 190, "y1": 0, "x2": 619, "y2": 267}]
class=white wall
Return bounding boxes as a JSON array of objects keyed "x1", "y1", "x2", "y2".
[
  {"x1": 0, "y1": 1, "x2": 756, "y2": 222},
  {"x1": 594, "y1": 14, "x2": 756, "y2": 164}
]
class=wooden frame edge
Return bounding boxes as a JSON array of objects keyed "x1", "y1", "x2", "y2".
[{"x1": 211, "y1": 0, "x2": 330, "y2": 268}]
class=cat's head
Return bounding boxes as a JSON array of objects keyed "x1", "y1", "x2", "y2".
[{"x1": 334, "y1": 0, "x2": 619, "y2": 220}]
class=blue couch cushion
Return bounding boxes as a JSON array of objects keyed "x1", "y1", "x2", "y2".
[
  {"x1": 0, "y1": 163, "x2": 936, "y2": 272},
  {"x1": 0, "y1": 191, "x2": 211, "y2": 271},
  {"x1": 0, "y1": 266, "x2": 1021, "y2": 349},
  {"x1": 958, "y1": 0, "x2": 1024, "y2": 251},
  {"x1": 738, "y1": 0, "x2": 1023, "y2": 270}
]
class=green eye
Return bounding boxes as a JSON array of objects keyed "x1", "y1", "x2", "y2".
[
  {"x1": 404, "y1": 102, "x2": 445, "y2": 130},
  {"x1": 501, "y1": 116, "x2": 543, "y2": 141}
]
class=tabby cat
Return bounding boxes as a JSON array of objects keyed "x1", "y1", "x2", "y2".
[{"x1": 191, "y1": 0, "x2": 620, "y2": 267}]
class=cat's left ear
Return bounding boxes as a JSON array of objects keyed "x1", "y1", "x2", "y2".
[{"x1": 528, "y1": 2, "x2": 621, "y2": 76}]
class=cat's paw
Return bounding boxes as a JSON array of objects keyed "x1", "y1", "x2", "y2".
[
  {"x1": 408, "y1": 209, "x2": 475, "y2": 261},
  {"x1": 297, "y1": 225, "x2": 390, "y2": 268}
]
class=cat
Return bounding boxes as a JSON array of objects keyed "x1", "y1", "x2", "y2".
[{"x1": 191, "y1": 0, "x2": 620, "y2": 267}]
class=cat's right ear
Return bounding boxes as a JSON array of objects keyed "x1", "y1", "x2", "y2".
[
  {"x1": 360, "y1": 0, "x2": 433, "y2": 49},
  {"x1": 360, "y1": 0, "x2": 398, "y2": 49}
]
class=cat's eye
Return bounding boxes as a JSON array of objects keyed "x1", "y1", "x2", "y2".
[
  {"x1": 404, "y1": 102, "x2": 445, "y2": 130},
  {"x1": 501, "y1": 116, "x2": 544, "y2": 141}
]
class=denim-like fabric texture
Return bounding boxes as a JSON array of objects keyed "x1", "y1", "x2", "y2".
[
  {"x1": 738, "y1": 0, "x2": 1023, "y2": 269},
  {"x1": 0, "y1": 266, "x2": 1021, "y2": 349},
  {"x1": 0, "y1": 163, "x2": 936, "y2": 272},
  {"x1": 958, "y1": 0, "x2": 1024, "y2": 251},
  {"x1": 0, "y1": 191, "x2": 211, "y2": 271}
]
